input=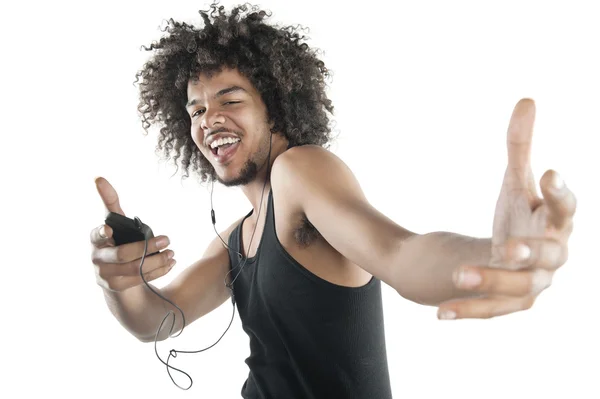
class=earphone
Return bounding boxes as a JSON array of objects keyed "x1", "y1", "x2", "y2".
[
  {"x1": 135, "y1": 132, "x2": 273, "y2": 390},
  {"x1": 214, "y1": 132, "x2": 273, "y2": 305}
]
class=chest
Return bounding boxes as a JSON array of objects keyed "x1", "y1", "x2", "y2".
[
  {"x1": 240, "y1": 212, "x2": 320, "y2": 258},
  {"x1": 239, "y1": 199, "x2": 372, "y2": 288}
]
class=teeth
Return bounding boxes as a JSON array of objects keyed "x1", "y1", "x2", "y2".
[{"x1": 210, "y1": 137, "x2": 240, "y2": 149}]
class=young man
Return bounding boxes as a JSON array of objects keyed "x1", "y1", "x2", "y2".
[{"x1": 90, "y1": 4, "x2": 577, "y2": 398}]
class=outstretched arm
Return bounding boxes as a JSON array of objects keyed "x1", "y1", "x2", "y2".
[
  {"x1": 272, "y1": 99, "x2": 576, "y2": 320},
  {"x1": 272, "y1": 145, "x2": 488, "y2": 305}
]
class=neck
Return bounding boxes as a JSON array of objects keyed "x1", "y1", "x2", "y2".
[{"x1": 240, "y1": 135, "x2": 289, "y2": 218}]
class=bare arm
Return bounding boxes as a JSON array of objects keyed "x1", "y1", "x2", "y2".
[
  {"x1": 272, "y1": 146, "x2": 488, "y2": 306},
  {"x1": 273, "y1": 99, "x2": 575, "y2": 320}
]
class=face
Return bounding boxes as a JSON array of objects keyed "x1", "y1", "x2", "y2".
[{"x1": 186, "y1": 68, "x2": 273, "y2": 187}]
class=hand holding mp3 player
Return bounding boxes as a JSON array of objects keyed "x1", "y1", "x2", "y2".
[{"x1": 91, "y1": 177, "x2": 176, "y2": 292}]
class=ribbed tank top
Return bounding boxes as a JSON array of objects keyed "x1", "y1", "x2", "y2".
[{"x1": 227, "y1": 188, "x2": 393, "y2": 399}]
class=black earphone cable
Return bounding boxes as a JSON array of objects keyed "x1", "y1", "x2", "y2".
[{"x1": 135, "y1": 133, "x2": 273, "y2": 390}]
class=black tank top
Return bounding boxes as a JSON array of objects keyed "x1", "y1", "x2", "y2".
[{"x1": 227, "y1": 188, "x2": 393, "y2": 399}]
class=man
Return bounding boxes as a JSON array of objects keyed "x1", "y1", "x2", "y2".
[{"x1": 90, "y1": 4, "x2": 577, "y2": 398}]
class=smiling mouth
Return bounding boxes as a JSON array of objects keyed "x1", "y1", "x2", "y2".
[
  {"x1": 211, "y1": 142, "x2": 236, "y2": 156},
  {"x1": 210, "y1": 140, "x2": 241, "y2": 164}
]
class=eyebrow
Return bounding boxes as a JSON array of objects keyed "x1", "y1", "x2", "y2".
[{"x1": 185, "y1": 85, "x2": 247, "y2": 108}]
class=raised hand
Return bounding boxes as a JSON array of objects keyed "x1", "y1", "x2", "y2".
[
  {"x1": 438, "y1": 99, "x2": 577, "y2": 319},
  {"x1": 90, "y1": 177, "x2": 176, "y2": 292}
]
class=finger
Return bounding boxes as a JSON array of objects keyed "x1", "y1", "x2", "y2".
[
  {"x1": 95, "y1": 176, "x2": 125, "y2": 216},
  {"x1": 99, "y1": 260, "x2": 176, "y2": 292},
  {"x1": 506, "y1": 98, "x2": 536, "y2": 174},
  {"x1": 506, "y1": 98, "x2": 536, "y2": 189},
  {"x1": 540, "y1": 170, "x2": 577, "y2": 230},
  {"x1": 90, "y1": 224, "x2": 114, "y2": 247},
  {"x1": 92, "y1": 235, "x2": 170, "y2": 264},
  {"x1": 97, "y1": 250, "x2": 175, "y2": 277},
  {"x1": 453, "y1": 265, "x2": 553, "y2": 297},
  {"x1": 500, "y1": 238, "x2": 567, "y2": 271},
  {"x1": 437, "y1": 294, "x2": 537, "y2": 320}
]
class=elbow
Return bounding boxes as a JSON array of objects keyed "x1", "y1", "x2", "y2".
[
  {"x1": 133, "y1": 331, "x2": 156, "y2": 343},
  {"x1": 133, "y1": 330, "x2": 170, "y2": 343},
  {"x1": 137, "y1": 335, "x2": 155, "y2": 343},
  {"x1": 136, "y1": 334, "x2": 168, "y2": 343}
]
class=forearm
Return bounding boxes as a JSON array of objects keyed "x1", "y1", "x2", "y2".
[
  {"x1": 102, "y1": 284, "x2": 176, "y2": 342},
  {"x1": 391, "y1": 232, "x2": 492, "y2": 306}
]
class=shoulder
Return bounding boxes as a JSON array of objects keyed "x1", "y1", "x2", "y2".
[
  {"x1": 273, "y1": 144, "x2": 338, "y2": 168},
  {"x1": 272, "y1": 144, "x2": 353, "y2": 185},
  {"x1": 271, "y1": 144, "x2": 365, "y2": 215}
]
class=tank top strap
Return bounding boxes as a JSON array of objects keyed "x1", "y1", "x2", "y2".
[{"x1": 227, "y1": 208, "x2": 253, "y2": 266}]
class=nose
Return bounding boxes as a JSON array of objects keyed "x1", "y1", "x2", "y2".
[{"x1": 200, "y1": 108, "x2": 226, "y2": 131}]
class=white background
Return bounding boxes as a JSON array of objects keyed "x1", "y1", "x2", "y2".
[{"x1": 1, "y1": 0, "x2": 598, "y2": 398}]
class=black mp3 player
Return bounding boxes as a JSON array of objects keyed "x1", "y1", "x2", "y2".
[{"x1": 105, "y1": 212, "x2": 159, "y2": 256}]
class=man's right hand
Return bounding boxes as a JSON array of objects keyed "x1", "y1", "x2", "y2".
[{"x1": 91, "y1": 177, "x2": 176, "y2": 292}]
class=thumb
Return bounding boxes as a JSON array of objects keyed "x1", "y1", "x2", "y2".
[
  {"x1": 506, "y1": 98, "x2": 535, "y2": 185},
  {"x1": 95, "y1": 176, "x2": 125, "y2": 216},
  {"x1": 505, "y1": 98, "x2": 541, "y2": 208}
]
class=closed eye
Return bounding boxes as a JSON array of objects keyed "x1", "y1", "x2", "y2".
[
  {"x1": 191, "y1": 109, "x2": 205, "y2": 118},
  {"x1": 191, "y1": 102, "x2": 240, "y2": 118}
]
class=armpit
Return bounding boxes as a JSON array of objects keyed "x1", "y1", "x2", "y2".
[{"x1": 294, "y1": 214, "x2": 322, "y2": 248}]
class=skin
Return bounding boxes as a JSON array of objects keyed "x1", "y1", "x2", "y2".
[{"x1": 90, "y1": 68, "x2": 577, "y2": 343}]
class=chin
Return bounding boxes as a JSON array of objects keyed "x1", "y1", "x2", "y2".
[
  {"x1": 215, "y1": 159, "x2": 259, "y2": 187},
  {"x1": 217, "y1": 174, "x2": 250, "y2": 187}
]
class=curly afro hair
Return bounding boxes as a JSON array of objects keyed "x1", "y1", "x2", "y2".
[{"x1": 134, "y1": 2, "x2": 336, "y2": 184}]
